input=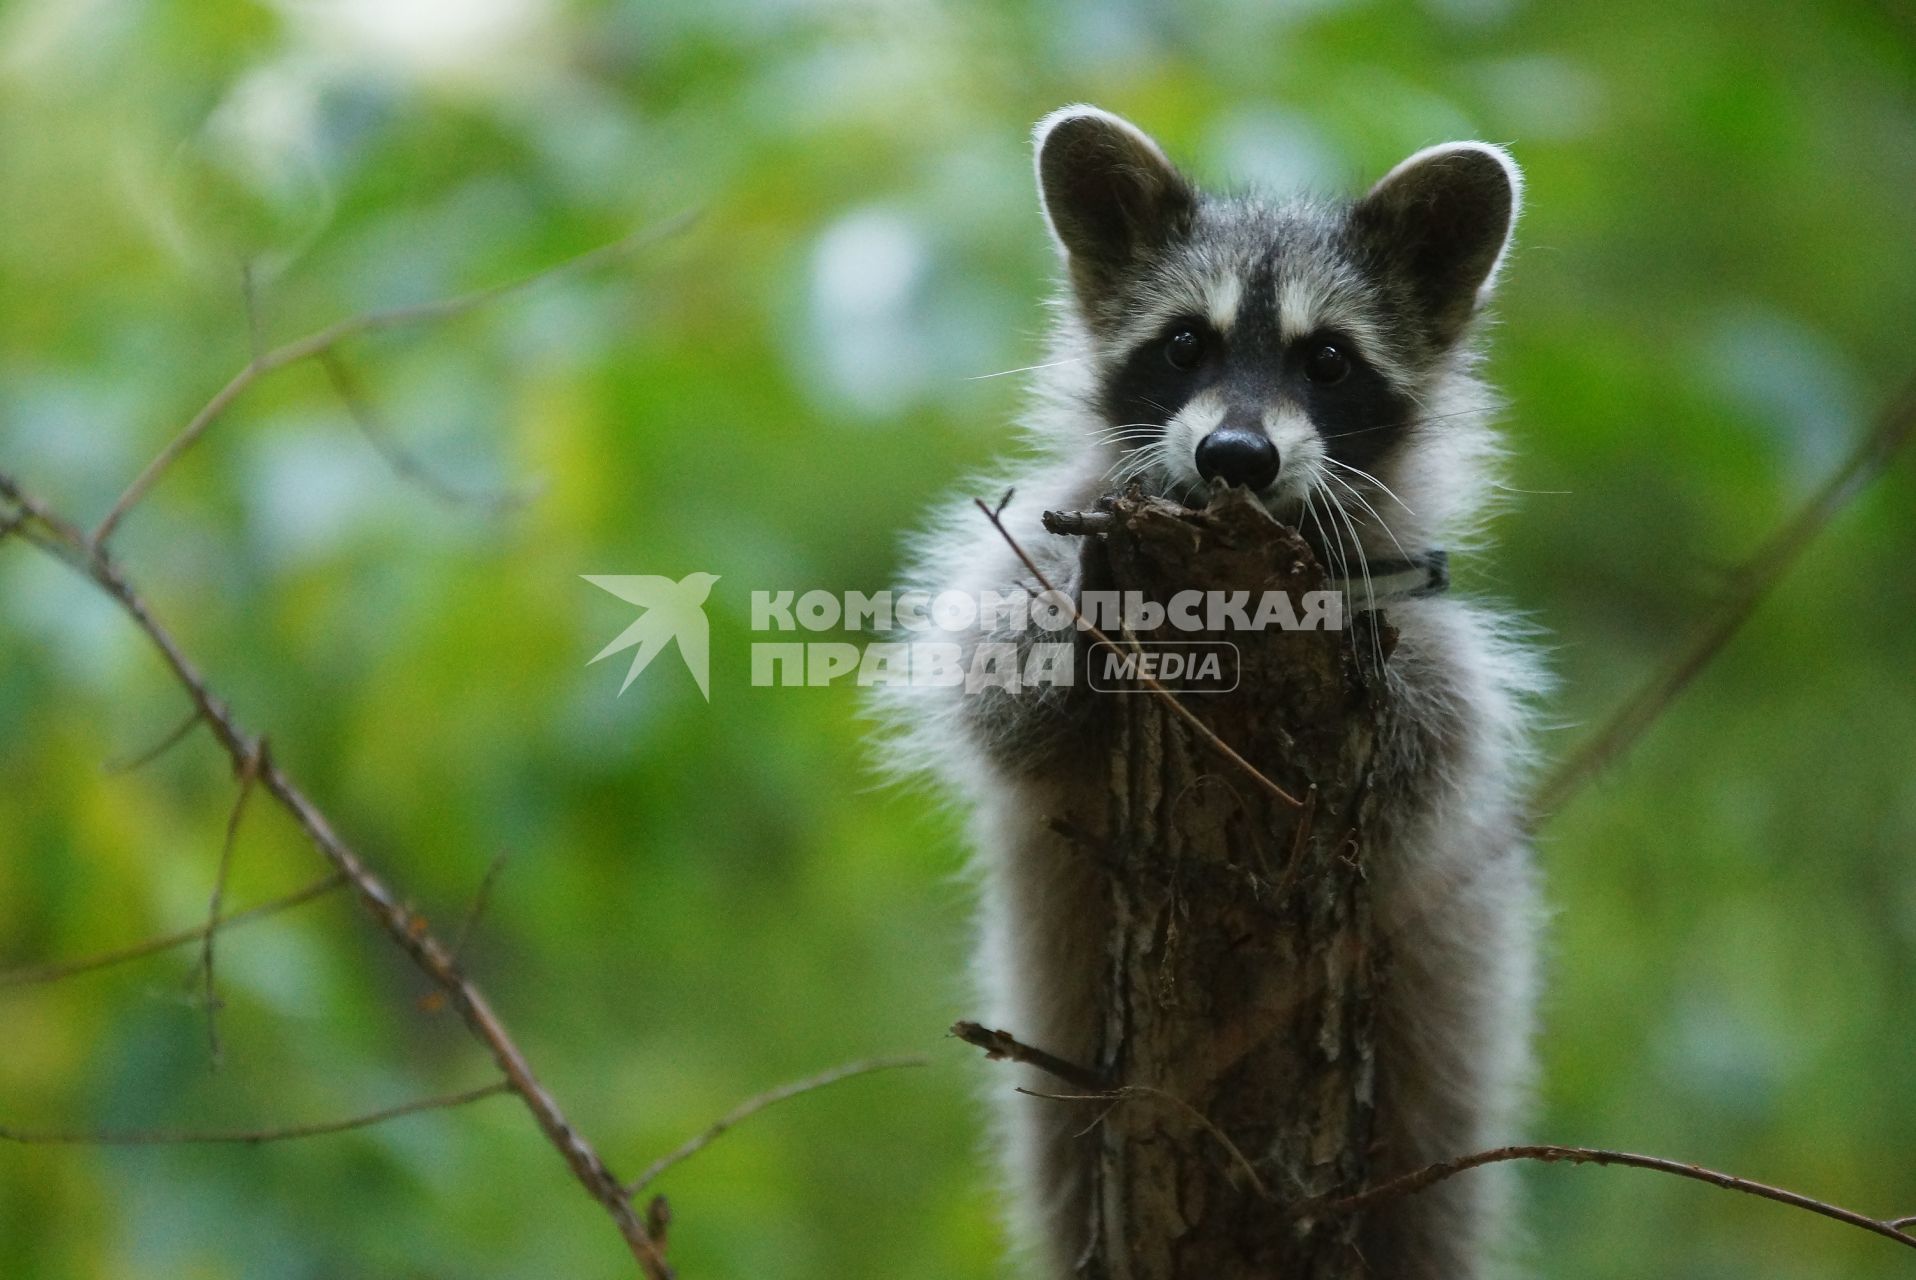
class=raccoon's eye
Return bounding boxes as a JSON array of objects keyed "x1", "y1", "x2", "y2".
[
  {"x1": 1305, "y1": 343, "x2": 1351, "y2": 385},
  {"x1": 1310, "y1": 339, "x2": 1356, "y2": 385},
  {"x1": 1164, "y1": 325, "x2": 1205, "y2": 372}
]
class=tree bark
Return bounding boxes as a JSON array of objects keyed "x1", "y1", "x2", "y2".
[{"x1": 1064, "y1": 489, "x2": 1390, "y2": 1279}]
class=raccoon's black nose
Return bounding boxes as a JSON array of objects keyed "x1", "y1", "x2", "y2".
[{"x1": 1195, "y1": 428, "x2": 1279, "y2": 491}]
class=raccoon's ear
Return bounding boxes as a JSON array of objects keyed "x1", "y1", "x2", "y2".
[
  {"x1": 1353, "y1": 142, "x2": 1521, "y2": 343},
  {"x1": 1034, "y1": 106, "x2": 1195, "y2": 276}
]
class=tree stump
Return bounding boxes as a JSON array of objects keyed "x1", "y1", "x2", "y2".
[{"x1": 1063, "y1": 488, "x2": 1392, "y2": 1279}]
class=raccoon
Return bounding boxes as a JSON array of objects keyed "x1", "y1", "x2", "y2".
[{"x1": 877, "y1": 106, "x2": 1546, "y2": 1278}]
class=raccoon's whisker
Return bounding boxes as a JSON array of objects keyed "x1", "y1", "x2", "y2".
[
  {"x1": 1316, "y1": 477, "x2": 1383, "y2": 672},
  {"x1": 1093, "y1": 426, "x2": 1166, "y2": 484},
  {"x1": 1319, "y1": 406, "x2": 1491, "y2": 442},
  {"x1": 1322, "y1": 469, "x2": 1412, "y2": 562},
  {"x1": 1090, "y1": 429, "x2": 1162, "y2": 451},
  {"x1": 966, "y1": 356, "x2": 1087, "y2": 381},
  {"x1": 1104, "y1": 441, "x2": 1164, "y2": 488},
  {"x1": 1305, "y1": 484, "x2": 1350, "y2": 595},
  {"x1": 1301, "y1": 490, "x2": 1331, "y2": 576},
  {"x1": 1323, "y1": 457, "x2": 1416, "y2": 518},
  {"x1": 1335, "y1": 494, "x2": 1387, "y2": 674},
  {"x1": 1388, "y1": 376, "x2": 1443, "y2": 418},
  {"x1": 1303, "y1": 486, "x2": 1359, "y2": 664},
  {"x1": 1104, "y1": 439, "x2": 1151, "y2": 475},
  {"x1": 1129, "y1": 452, "x2": 1169, "y2": 488},
  {"x1": 1305, "y1": 484, "x2": 1346, "y2": 584},
  {"x1": 1091, "y1": 424, "x2": 1162, "y2": 446},
  {"x1": 1320, "y1": 469, "x2": 1415, "y2": 565}
]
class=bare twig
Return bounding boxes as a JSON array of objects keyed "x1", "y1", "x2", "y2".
[
  {"x1": 91, "y1": 208, "x2": 698, "y2": 546},
  {"x1": 1534, "y1": 378, "x2": 1916, "y2": 819},
  {"x1": 950, "y1": 1020, "x2": 1106, "y2": 1092},
  {"x1": 1041, "y1": 509, "x2": 1117, "y2": 536},
  {"x1": 0, "y1": 1081, "x2": 510, "y2": 1146},
  {"x1": 103, "y1": 706, "x2": 205, "y2": 774},
  {"x1": 0, "y1": 873, "x2": 347, "y2": 990},
  {"x1": 418, "y1": 848, "x2": 513, "y2": 1013},
  {"x1": 1017, "y1": 1083, "x2": 1276, "y2": 1202},
  {"x1": 1269, "y1": 783, "x2": 1318, "y2": 901},
  {"x1": 644, "y1": 1194, "x2": 672, "y2": 1250},
  {"x1": 962, "y1": 1013, "x2": 1914, "y2": 1256},
  {"x1": 198, "y1": 739, "x2": 265, "y2": 1068},
  {"x1": 240, "y1": 259, "x2": 266, "y2": 361},
  {"x1": 1297, "y1": 1144, "x2": 1916, "y2": 1254},
  {"x1": 963, "y1": 1020, "x2": 1272, "y2": 1199},
  {"x1": 451, "y1": 849, "x2": 512, "y2": 967},
  {"x1": 1, "y1": 472, "x2": 672, "y2": 1277},
  {"x1": 974, "y1": 496, "x2": 1302, "y2": 808},
  {"x1": 319, "y1": 350, "x2": 530, "y2": 513},
  {"x1": 1, "y1": 479, "x2": 83, "y2": 545},
  {"x1": 624, "y1": 1055, "x2": 928, "y2": 1198}
]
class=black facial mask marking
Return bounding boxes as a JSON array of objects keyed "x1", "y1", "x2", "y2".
[
  {"x1": 1100, "y1": 317, "x2": 1222, "y2": 436},
  {"x1": 1095, "y1": 268, "x2": 1416, "y2": 481},
  {"x1": 1288, "y1": 334, "x2": 1414, "y2": 474}
]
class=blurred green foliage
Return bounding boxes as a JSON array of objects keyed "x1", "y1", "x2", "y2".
[{"x1": 2, "y1": 1, "x2": 1914, "y2": 1277}]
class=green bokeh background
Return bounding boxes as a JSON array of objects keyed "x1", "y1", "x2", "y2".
[{"x1": 3, "y1": 2, "x2": 1913, "y2": 1277}]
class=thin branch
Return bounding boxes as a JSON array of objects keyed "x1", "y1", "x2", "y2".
[
  {"x1": 198, "y1": 739, "x2": 265, "y2": 1069},
  {"x1": 91, "y1": 208, "x2": 699, "y2": 546},
  {"x1": 0, "y1": 1081, "x2": 510, "y2": 1146},
  {"x1": 240, "y1": 259, "x2": 266, "y2": 361},
  {"x1": 0, "y1": 873, "x2": 346, "y2": 990},
  {"x1": 623, "y1": 1055, "x2": 929, "y2": 1198},
  {"x1": 962, "y1": 1020, "x2": 1273, "y2": 1200},
  {"x1": 950, "y1": 1020, "x2": 1106, "y2": 1092},
  {"x1": 1534, "y1": 378, "x2": 1916, "y2": 819},
  {"x1": 92, "y1": 361, "x2": 262, "y2": 546},
  {"x1": 1041, "y1": 509, "x2": 1117, "y2": 537},
  {"x1": 319, "y1": 349, "x2": 531, "y2": 514},
  {"x1": 451, "y1": 849, "x2": 512, "y2": 967},
  {"x1": 974, "y1": 496, "x2": 1303, "y2": 808},
  {"x1": 418, "y1": 846, "x2": 510, "y2": 1020},
  {"x1": 1297, "y1": 1144, "x2": 1916, "y2": 1254},
  {"x1": 1, "y1": 478, "x2": 84, "y2": 545},
  {"x1": 643, "y1": 1194, "x2": 672, "y2": 1251},
  {"x1": 103, "y1": 706, "x2": 205, "y2": 775},
  {"x1": 963, "y1": 1011, "x2": 1915, "y2": 1257},
  {"x1": 1017, "y1": 1083, "x2": 1276, "y2": 1202},
  {"x1": 1269, "y1": 783, "x2": 1318, "y2": 901},
  {"x1": 0, "y1": 472, "x2": 671, "y2": 1278}
]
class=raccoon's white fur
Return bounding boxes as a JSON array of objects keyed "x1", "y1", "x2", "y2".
[{"x1": 874, "y1": 106, "x2": 1547, "y2": 1278}]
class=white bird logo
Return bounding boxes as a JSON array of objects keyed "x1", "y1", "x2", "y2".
[{"x1": 582, "y1": 572, "x2": 720, "y2": 699}]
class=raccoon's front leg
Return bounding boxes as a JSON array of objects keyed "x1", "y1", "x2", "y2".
[
  {"x1": 1359, "y1": 601, "x2": 1541, "y2": 1280},
  {"x1": 1364, "y1": 834, "x2": 1536, "y2": 1280},
  {"x1": 943, "y1": 522, "x2": 1122, "y2": 1275}
]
